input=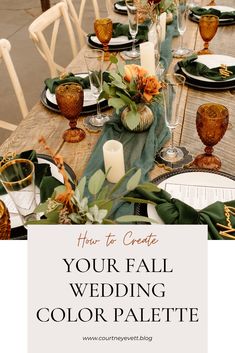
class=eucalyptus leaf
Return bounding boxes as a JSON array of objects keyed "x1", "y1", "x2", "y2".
[
  {"x1": 54, "y1": 185, "x2": 67, "y2": 197},
  {"x1": 125, "y1": 110, "x2": 140, "y2": 130},
  {"x1": 76, "y1": 176, "x2": 86, "y2": 199},
  {"x1": 103, "y1": 218, "x2": 116, "y2": 224},
  {"x1": 137, "y1": 183, "x2": 161, "y2": 193},
  {"x1": 117, "y1": 61, "x2": 125, "y2": 76},
  {"x1": 88, "y1": 169, "x2": 106, "y2": 195},
  {"x1": 116, "y1": 91, "x2": 133, "y2": 105},
  {"x1": 116, "y1": 215, "x2": 158, "y2": 223},
  {"x1": 46, "y1": 208, "x2": 62, "y2": 223},
  {"x1": 110, "y1": 55, "x2": 118, "y2": 64},
  {"x1": 97, "y1": 185, "x2": 110, "y2": 200},
  {"x1": 108, "y1": 97, "x2": 126, "y2": 112},
  {"x1": 34, "y1": 201, "x2": 48, "y2": 213},
  {"x1": 122, "y1": 197, "x2": 156, "y2": 205},
  {"x1": 27, "y1": 219, "x2": 57, "y2": 225},
  {"x1": 127, "y1": 169, "x2": 141, "y2": 191},
  {"x1": 109, "y1": 168, "x2": 135, "y2": 195},
  {"x1": 110, "y1": 72, "x2": 123, "y2": 82},
  {"x1": 69, "y1": 212, "x2": 84, "y2": 224},
  {"x1": 89, "y1": 199, "x2": 113, "y2": 214}
]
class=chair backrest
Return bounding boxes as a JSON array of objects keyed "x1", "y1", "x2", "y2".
[
  {"x1": 63, "y1": 0, "x2": 104, "y2": 47},
  {"x1": 105, "y1": 0, "x2": 113, "y2": 15},
  {"x1": 28, "y1": 2, "x2": 79, "y2": 77},
  {"x1": 0, "y1": 39, "x2": 28, "y2": 131}
]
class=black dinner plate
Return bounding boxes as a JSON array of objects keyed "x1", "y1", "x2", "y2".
[
  {"x1": 8, "y1": 154, "x2": 76, "y2": 240},
  {"x1": 135, "y1": 168, "x2": 235, "y2": 219},
  {"x1": 87, "y1": 33, "x2": 142, "y2": 52},
  {"x1": 188, "y1": 13, "x2": 235, "y2": 26},
  {"x1": 40, "y1": 87, "x2": 109, "y2": 115},
  {"x1": 175, "y1": 63, "x2": 235, "y2": 91},
  {"x1": 114, "y1": 1, "x2": 127, "y2": 15}
]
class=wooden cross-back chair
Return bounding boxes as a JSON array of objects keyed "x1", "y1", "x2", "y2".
[
  {"x1": 0, "y1": 39, "x2": 28, "y2": 131},
  {"x1": 28, "y1": 2, "x2": 79, "y2": 77},
  {"x1": 63, "y1": 0, "x2": 100, "y2": 47},
  {"x1": 63, "y1": 0, "x2": 113, "y2": 47}
]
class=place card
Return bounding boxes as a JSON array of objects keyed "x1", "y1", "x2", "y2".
[{"x1": 165, "y1": 182, "x2": 235, "y2": 210}]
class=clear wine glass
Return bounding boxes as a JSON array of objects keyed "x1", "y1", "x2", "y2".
[
  {"x1": 84, "y1": 49, "x2": 110, "y2": 127},
  {"x1": 173, "y1": 0, "x2": 193, "y2": 58},
  {"x1": 123, "y1": 0, "x2": 139, "y2": 59},
  {"x1": 160, "y1": 73, "x2": 186, "y2": 163}
]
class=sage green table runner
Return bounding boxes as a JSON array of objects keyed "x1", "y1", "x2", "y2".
[{"x1": 82, "y1": 20, "x2": 179, "y2": 218}]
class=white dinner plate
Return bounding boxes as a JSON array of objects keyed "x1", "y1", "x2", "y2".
[
  {"x1": 115, "y1": 3, "x2": 127, "y2": 11},
  {"x1": 0, "y1": 156, "x2": 74, "y2": 230},
  {"x1": 193, "y1": 6, "x2": 235, "y2": 21},
  {"x1": 181, "y1": 54, "x2": 235, "y2": 83},
  {"x1": 90, "y1": 35, "x2": 133, "y2": 46},
  {"x1": 147, "y1": 170, "x2": 235, "y2": 224},
  {"x1": 46, "y1": 73, "x2": 98, "y2": 107}
]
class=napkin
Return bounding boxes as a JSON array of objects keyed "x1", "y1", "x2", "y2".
[
  {"x1": 191, "y1": 7, "x2": 235, "y2": 20},
  {"x1": 135, "y1": 187, "x2": 235, "y2": 240},
  {"x1": 112, "y1": 22, "x2": 149, "y2": 41},
  {"x1": 178, "y1": 54, "x2": 235, "y2": 81},
  {"x1": 45, "y1": 72, "x2": 110, "y2": 94},
  {"x1": 45, "y1": 73, "x2": 90, "y2": 94}
]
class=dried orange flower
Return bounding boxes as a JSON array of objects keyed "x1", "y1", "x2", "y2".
[{"x1": 142, "y1": 76, "x2": 162, "y2": 102}]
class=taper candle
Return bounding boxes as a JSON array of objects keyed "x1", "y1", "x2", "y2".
[
  {"x1": 159, "y1": 12, "x2": 166, "y2": 42},
  {"x1": 103, "y1": 140, "x2": 125, "y2": 183},
  {"x1": 139, "y1": 41, "x2": 155, "y2": 75}
]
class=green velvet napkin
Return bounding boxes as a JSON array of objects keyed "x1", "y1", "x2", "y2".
[
  {"x1": 178, "y1": 54, "x2": 235, "y2": 81},
  {"x1": 45, "y1": 72, "x2": 111, "y2": 94},
  {"x1": 45, "y1": 73, "x2": 90, "y2": 94},
  {"x1": 191, "y1": 6, "x2": 235, "y2": 20},
  {"x1": 112, "y1": 22, "x2": 149, "y2": 41},
  {"x1": 135, "y1": 188, "x2": 235, "y2": 240}
]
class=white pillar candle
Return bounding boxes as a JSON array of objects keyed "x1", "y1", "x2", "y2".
[
  {"x1": 140, "y1": 41, "x2": 155, "y2": 76},
  {"x1": 103, "y1": 140, "x2": 125, "y2": 183},
  {"x1": 159, "y1": 12, "x2": 166, "y2": 42}
]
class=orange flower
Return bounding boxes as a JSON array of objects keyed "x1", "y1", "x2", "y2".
[
  {"x1": 124, "y1": 64, "x2": 149, "y2": 82},
  {"x1": 142, "y1": 76, "x2": 161, "y2": 102}
]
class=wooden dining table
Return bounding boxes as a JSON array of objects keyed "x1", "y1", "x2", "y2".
[{"x1": 1, "y1": 0, "x2": 235, "y2": 182}]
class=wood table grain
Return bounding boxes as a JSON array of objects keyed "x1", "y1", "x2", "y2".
[{"x1": 1, "y1": 0, "x2": 235, "y2": 181}]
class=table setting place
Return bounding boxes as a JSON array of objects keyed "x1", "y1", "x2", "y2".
[
  {"x1": 189, "y1": 3, "x2": 235, "y2": 26},
  {"x1": 1, "y1": 0, "x2": 235, "y2": 241}
]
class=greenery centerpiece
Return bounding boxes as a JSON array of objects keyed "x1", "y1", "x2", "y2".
[
  {"x1": 30, "y1": 139, "x2": 160, "y2": 225},
  {"x1": 100, "y1": 57, "x2": 162, "y2": 130}
]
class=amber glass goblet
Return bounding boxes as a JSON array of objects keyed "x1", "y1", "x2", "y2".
[
  {"x1": 193, "y1": 103, "x2": 229, "y2": 170},
  {"x1": 198, "y1": 15, "x2": 219, "y2": 55},
  {"x1": 94, "y1": 18, "x2": 113, "y2": 61},
  {"x1": 0, "y1": 200, "x2": 11, "y2": 240},
  {"x1": 55, "y1": 83, "x2": 85, "y2": 143}
]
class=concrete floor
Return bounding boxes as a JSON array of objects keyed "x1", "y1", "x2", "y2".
[{"x1": 0, "y1": 0, "x2": 108, "y2": 144}]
